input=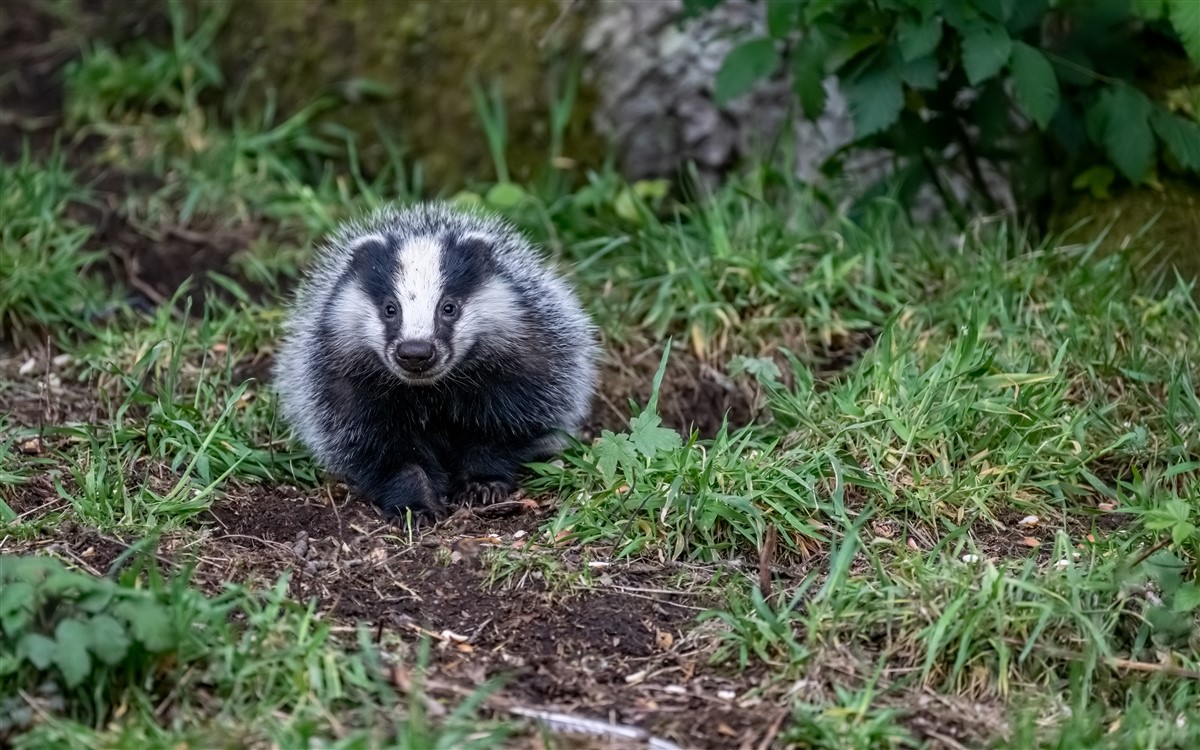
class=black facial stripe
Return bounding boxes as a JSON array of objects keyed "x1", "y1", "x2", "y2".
[
  {"x1": 441, "y1": 234, "x2": 492, "y2": 302},
  {"x1": 347, "y1": 236, "x2": 398, "y2": 308}
]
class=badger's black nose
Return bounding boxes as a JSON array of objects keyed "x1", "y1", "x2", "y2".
[{"x1": 396, "y1": 340, "x2": 436, "y2": 372}]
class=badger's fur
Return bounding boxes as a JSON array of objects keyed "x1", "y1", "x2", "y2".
[{"x1": 273, "y1": 202, "x2": 598, "y2": 517}]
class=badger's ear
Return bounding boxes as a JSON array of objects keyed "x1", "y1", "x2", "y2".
[{"x1": 454, "y1": 234, "x2": 493, "y2": 259}]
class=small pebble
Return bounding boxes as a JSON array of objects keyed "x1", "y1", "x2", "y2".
[
  {"x1": 51, "y1": 353, "x2": 72, "y2": 367},
  {"x1": 18, "y1": 358, "x2": 36, "y2": 376},
  {"x1": 1018, "y1": 515, "x2": 1039, "y2": 527},
  {"x1": 961, "y1": 554, "x2": 981, "y2": 564}
]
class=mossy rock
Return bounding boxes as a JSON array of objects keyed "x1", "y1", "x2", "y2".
[
  {"x1": 1052, "y1": 179, "x2": 1200, "y2": 285},
  {"x1": 205, "y1": 0, "x2": 604, "y2": 189}
]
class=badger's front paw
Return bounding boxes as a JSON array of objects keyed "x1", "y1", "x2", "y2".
[
  {"x1": 370, "y1": 465, "x2": 446, "y2": 522},
  {"x1": 452, "y1": 479, "x2": 513, "y2": 507}
]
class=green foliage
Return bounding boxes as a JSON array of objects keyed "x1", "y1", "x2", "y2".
[
  {"x1": 707, "y1": 0, "x2": 1200, "y2": 219},
  {"x1": 63, "y1": 0, "x2": 227, "y2": 127},
  {"x1": 0, "y1": 150, "x2": 115, "y2": 345},
  {"x1": 0, "y1": 554, "x2": 191, "y2": 724}
]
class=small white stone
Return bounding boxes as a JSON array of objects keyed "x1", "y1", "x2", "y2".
[
  {"x1": 513, "y1": 530, "x2": 527, "y2": 540},
  {"x1": 18, "y1": 358, "x2": 36, "y2": 376},
  {"x1": 1018, "y1": 515, "x2": 1039, "y2": 527},
  {"x1": 961, "y1": 554, "x2": 981, "y2": 564},
  {"x1": 1055, "y1": 559, "x2": 1071, "y2": 570},
  {"x1": 51, "y1": 353, "x2": 72, "y2": 367},
  {"x1": 717, "y1": 689, "x2": 736, "y2": 701}
]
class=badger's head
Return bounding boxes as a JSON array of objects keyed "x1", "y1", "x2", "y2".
[{"x1": 328, "y1": 224, "x2": 523, "y2": 385}]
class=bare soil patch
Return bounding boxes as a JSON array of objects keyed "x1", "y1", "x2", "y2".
[{"x1": 195, "y1": 488, "x2": 780, "y2": 749}]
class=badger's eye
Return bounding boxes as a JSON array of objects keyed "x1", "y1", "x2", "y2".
[
  {"x1": 384, "y1": 303, "x2": 397, "y2": 318},
  {"x1": 440, "y1": 301, "x2": 458, "y2": 318}
]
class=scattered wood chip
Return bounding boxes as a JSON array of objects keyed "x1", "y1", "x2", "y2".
[
  {"x1": 655, "y1": 630, "x2": 674, "y2": 650},
  {"x1": 1098, "y1": 502, "x2": 1117, "y2": 511},
  {"x1": 17, "y1": 437, "x2": 44, "y2": 455},
  {"x1": 1022, "y1": 537, "x2": 1040, "y2": 547}
]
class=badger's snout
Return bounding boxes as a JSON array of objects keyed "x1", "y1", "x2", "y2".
[{"x1": 395, "y1": 339, "x2": 438, "y2": 373}]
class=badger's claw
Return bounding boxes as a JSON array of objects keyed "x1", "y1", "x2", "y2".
[{"x1": 453, "y1": 480, "x2": 513, "y2": 507}]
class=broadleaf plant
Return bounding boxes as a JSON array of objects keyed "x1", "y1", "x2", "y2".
[{"x1": 705, "y1": 0, "x2": 1200, "y2": 225}]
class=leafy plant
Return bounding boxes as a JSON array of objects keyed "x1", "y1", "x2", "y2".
[
  {"x1": 0, "y1": 553, "x2": 200, "y2": 741},
  {"x1": 699, "y1": 0, "x2": 1200, "y2": 224}
]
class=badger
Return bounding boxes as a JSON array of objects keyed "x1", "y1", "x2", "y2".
[{"x1": 272, "y1": 202, "x2": 598, "y2": 519}]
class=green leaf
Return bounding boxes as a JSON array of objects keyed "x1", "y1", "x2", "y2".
[
  {"x1": 766, "y1": 0, "x2": 803, "y2": 38},
  {"x1": 594, "y1": 432, "x2": 638, "y2": 483},
  {"x1": 1010, "y1": 42, "x2": 1059, "y2": 128},
  {"x1": 898, "y1": 16, "x2": 943, "y2": 61},
  {"x1": 629, "y1": 412, "x2": 683, "y2": 459},
  {"x1": 977, "y1": 0, "x2": 1015, "y2": 22},
  {"x1": 714, "y1": 38, "x2": 780, "y2": 105},
  {"x1": 791, "y1": 42, "x2": 828, "y2": 118},
  {"x1": 1150, "y1": 108, "x2": 1200, "y2": 170},
  {"x1": 0, "y1": 579, "x2": 34, "y2": 616},
  {"x1": 1132, "y1": 0, "x2": 1166, "y2": 18},
  {"x1": 113, "y1": 599, "x2": 174, "y2": 652},
  {"x1": 961, "y1": 22, "x2": 1013, "y2": 85},
  {"x1": 0, "y1": 580, "x2": 35, "y2": 637},
  {"x1": 54, "y1": 620, "x2": 92, "y2": 687},
  {"x1": 1094, "y1": 85, "x2": 1155, "y2": 181},
  {"x1": 1172, "y1": 583, "x2": 1200, "y2": 613},
  {"x1": 844, "y1": 66, "x2": 904, "y2": 137},
  {"x1": 1071, "y1": 166, "x2": 1116, "y2": 199},
  {"x1": 18, "y1": 633, "x2": 56, "y2": 670},
  {"x1": 484, "y1": 182, "x2": 527, "y2": 209},
  {"x1": 86, "y1": 614, "x2": 131, "y2": 666},
  {"x1": 899, "y1": 55, "x2": 939, "y2": 90},
  {"x1": 1169, "y1": 0, "x2": 1200, "y2": 64}
]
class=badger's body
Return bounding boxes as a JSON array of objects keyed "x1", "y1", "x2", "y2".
[{"x1": 273, "y1": 202, "x2": 598, "y2": 517}]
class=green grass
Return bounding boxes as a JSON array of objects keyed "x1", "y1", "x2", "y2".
[
  {"x1": 3, "y1": 3, "x2": 1200, "y2": 748},
  {"x1": 0, "y1": 149, "x2": 118, "y2": 345}
]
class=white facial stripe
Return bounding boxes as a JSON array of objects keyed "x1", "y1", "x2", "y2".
[
  {"x1": 453, "y1": 277, "x2": 524, "y2": 349},
  {"x1": 330, "y1": 281, "x2": 385, "y2": 353},
  {"x1": 395, "y1": 236, "x2": 443, "y2": 341}
]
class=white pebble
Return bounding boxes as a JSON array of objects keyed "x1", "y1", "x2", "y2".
[
  {"x1": 1018, "y1": 515, "x2": 1039, "y2": 526},
  {"x1": 961, "y1": 554, "x2": 981, "y2": 564},
  {"x1": 18, "y1": 358, "x2": 36, "y2": 376}
]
